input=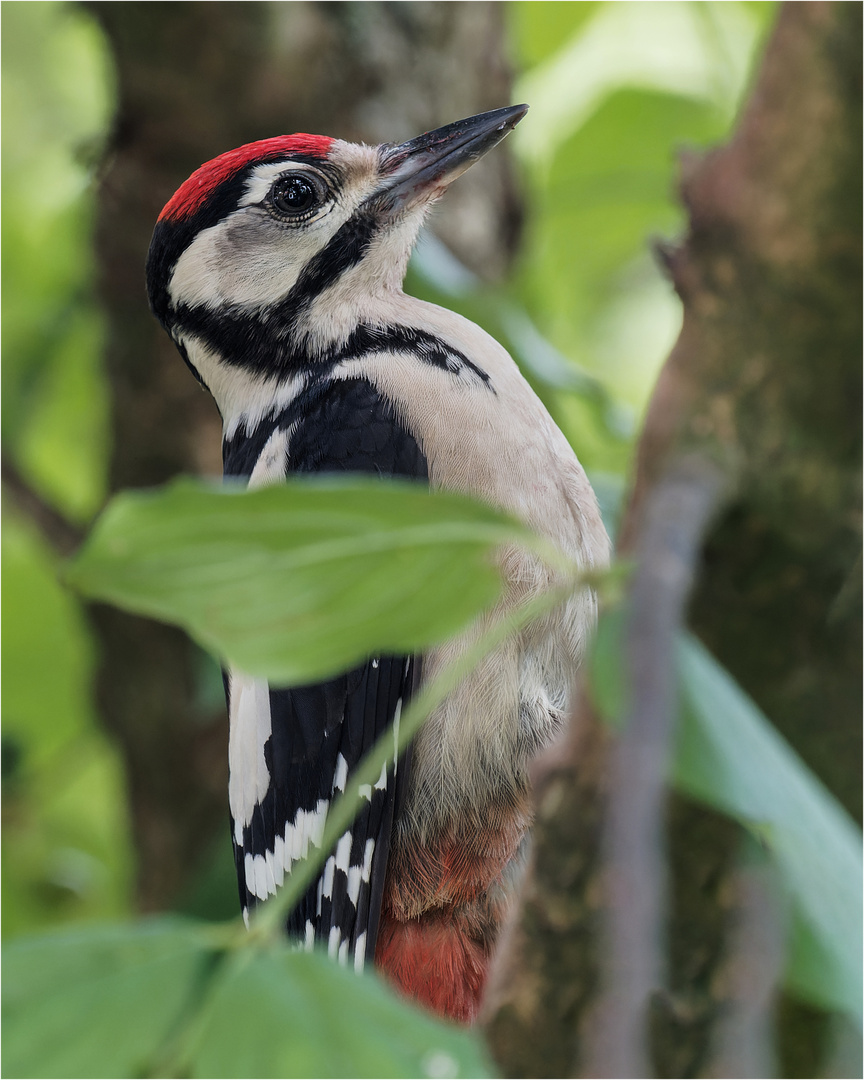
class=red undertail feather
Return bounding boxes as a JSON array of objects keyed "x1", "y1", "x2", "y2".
[
  {"x1": 376, "y1": 911, "x2": 488, "y2": 1023},
  {"x1": 376, "y1": 801, "x2": 529, "y2": 1023},
  {"x1": 158, "y1": 134, "x2": 335, "y2": 221}
]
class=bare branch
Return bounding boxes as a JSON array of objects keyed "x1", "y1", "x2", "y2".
[{"x1": 583, "y1": 456, "x2": 726, "y2": 1078}]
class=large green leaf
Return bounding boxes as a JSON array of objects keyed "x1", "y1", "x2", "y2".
[
  {"x1": 2, "y1": 918, "x2": 494, "y2": 1080},
  {"x1": 186, "y1": 947, "x2": 493, "y2": 1079},
  {"x1": 675, "y1": 634, "x2": 863, "y2": 1022},
  {"x1": 65, "y1": 477, "x2": 545, "y2": 684},
  {"x1": 2, "y1": 920, "x2": 211, "y2": 1079}
]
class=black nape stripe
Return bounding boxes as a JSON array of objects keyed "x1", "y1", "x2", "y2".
[
  {"x1": 337, "y1": 324, "x2": 493, "y2": 388},
  {"x1": 187, "y1": 310, "x2": 495, "y2": 394},
  {"x1": 288, "y1": 210, "x2": 380, "y2": 316}
]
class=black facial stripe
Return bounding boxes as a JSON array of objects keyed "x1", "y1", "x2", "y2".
[
  {"x1": 287, "y1": 209, "x2": 379, "y2": 314},
  {"x1": 169, "y1": 208, "x2": 382, "y2": 375}
]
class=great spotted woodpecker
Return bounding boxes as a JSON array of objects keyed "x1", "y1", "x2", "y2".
[{"x1": 146, "y1": 105, "x2": 609, "y2": 1022}]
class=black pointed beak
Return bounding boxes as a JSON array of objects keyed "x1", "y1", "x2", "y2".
[{"x1": 377, "y1": 104, "x2": 528, "y2": 211}]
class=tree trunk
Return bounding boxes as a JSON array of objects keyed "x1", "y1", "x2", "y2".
[{"x1": 485, "y1": 3, "x2": 861, "y2": 1075}]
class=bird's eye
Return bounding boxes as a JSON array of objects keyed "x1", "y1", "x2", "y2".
[{"x1": 270, "y1": 173, "x2": 325, "y2": 218}]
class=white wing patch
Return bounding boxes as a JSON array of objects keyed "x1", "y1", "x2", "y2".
[
  {"x1": 334, "y1": 832, "x2": 352, "y2": 874},
  {"x1": 322, "y1": 855, "x2": 336, "y2": 901},
  {"x1": 354, "y1": 931, "x2": 367, "y2": 973},
  {"x1": 333, "y1": 753, "x2": 348, "y2": 793},
  {"x1": 328, "y1": 925, "x2": 341, "y2": 960},
  {"x1": 248, "y1": 425, "x2": 293, "y2": 488},
  {"x1": 228, "y1": 671, "x2": 273, "y2": 844}
]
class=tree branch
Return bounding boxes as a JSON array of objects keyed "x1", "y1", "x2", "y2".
[
  {"x1": 583, "y1": 456, "x2": 726, "y2": 1078},
  {"x1": 1, "y1": 458, "x2": 85, "y2": 557}
]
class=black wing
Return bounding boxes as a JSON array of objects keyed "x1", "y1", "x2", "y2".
[{"x1": 223, "y1": 375, "x2": 427, "y2": 966}]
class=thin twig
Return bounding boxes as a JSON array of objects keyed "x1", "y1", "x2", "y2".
[{"x1": 584, "y1": 453, "x2": 727, "y2": 1078}]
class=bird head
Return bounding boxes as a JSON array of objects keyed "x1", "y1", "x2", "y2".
[{"x1": 146, "y1": 105, "x2": 526, "y2": 416}]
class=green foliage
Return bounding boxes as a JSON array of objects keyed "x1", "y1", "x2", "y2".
[
  {"x1": 3, "y1": 919, "x2": 493, "y2": 1079},
  {"x1": 65, "y1": 476, "x2": 550, "y2": 683},
  {"x1": 186, "y1": 945, "x2": 492, "y2": 1079},
  {"x1": 2, "y1": 0, "x2": 112, "y2": 521},
  {"x1": 3, "y1": 921, "x2": 210, "y2": 1080},
  {"x1": 507, "y1": 0, "x2": 775, "y2": 466},
  {"x1": 2, "y1": 511, "x2": 131, "y2": 937},
  {"x1": 1, "y1": 0, "x2": 128, "y2": 938}
]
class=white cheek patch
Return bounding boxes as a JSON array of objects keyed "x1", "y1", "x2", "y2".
[{"x1": 167, "y1": 208, "x2": 343, "y2": 312}]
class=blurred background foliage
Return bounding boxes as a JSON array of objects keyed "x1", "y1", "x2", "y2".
[{"x1": 1, "y1": 0, "x2": 778, "y2": 945}]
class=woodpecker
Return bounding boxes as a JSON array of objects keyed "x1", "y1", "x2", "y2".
[{"x1": 146, "y1": 105, "x2": 609, "y2": 1022}]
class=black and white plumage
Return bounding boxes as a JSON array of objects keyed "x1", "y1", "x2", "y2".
[
  {"x1": 146, "y1": 106, "x2": 609, "y2": 1019},
  {"x1": 222, "y1": 370, "x2": 426, "y2": 968}
]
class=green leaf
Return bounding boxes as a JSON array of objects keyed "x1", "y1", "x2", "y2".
[
  {"x1": 675, "y1": 634, "x2": 863, "y2": 1021},
  {"x1": 509, "y1": 1, "x2": 601, "y2": 70},
  {"x1": 185, "y1": 946, "x2": 493, "y2": 1079},
  {"x1": 2, "y1": 920, "x2": 212, "y2": 1079},
  {"x1": 3, "y1": 921, "x2": 494, "y2": 1079},
  {"x1": 65, "y1": 476, "x2": 543, "y2": 684}
]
